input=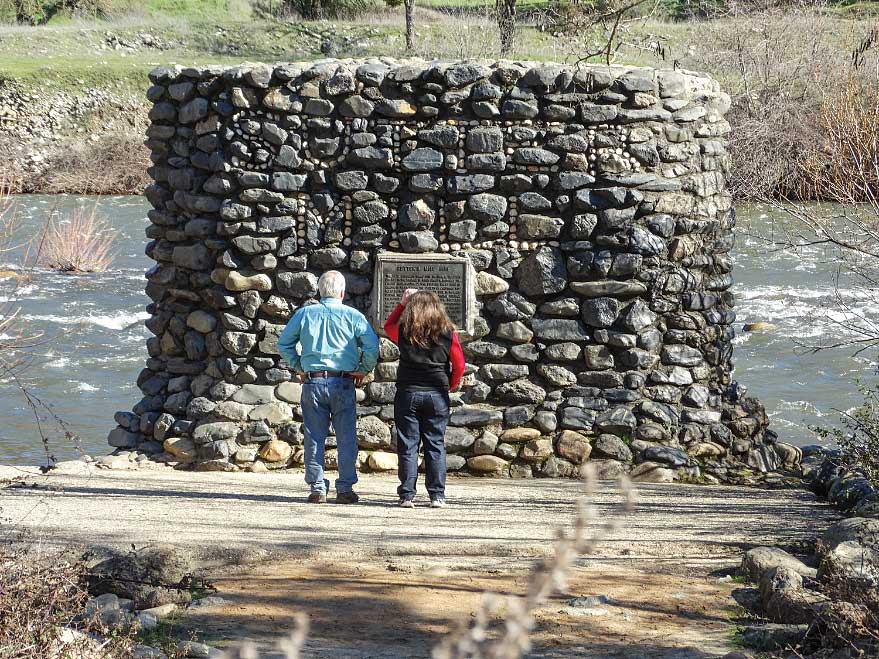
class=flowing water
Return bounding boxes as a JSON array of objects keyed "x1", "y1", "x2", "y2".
[{"x1": 0, "y1": 195, "x2": 875, "y2": 465}]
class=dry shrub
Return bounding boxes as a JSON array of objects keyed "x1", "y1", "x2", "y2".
[
  {"x1": 683, "y1": 10, "x2": 863, "y2": 199},
  {"x1": 37, "y1": 206, "x2": 115, "y2": 273},
  {"x1": 0, "y1": 549, "x2": 137, "y2": 659},
  {"x1": 797, "y1": 76, "x2": 879, "y2": 203},
  {"x1": 34, "y1": 131, "x2": 151, "y2": 196},
  {"x1": 799, "y1": 567, "x2": 879, "y2": 658}
]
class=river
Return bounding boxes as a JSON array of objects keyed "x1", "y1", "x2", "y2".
[{"x1": 0, "y1": 195, "x2": 874, "y2": 465}]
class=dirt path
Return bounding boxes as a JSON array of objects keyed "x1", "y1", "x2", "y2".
[{"x1": 0, "y1": 466, "x2": 838, "y2": 657}]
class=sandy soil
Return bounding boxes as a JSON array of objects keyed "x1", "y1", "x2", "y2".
[{"x1": 0, "y1": 466, "x2": 839, "y2": 658}]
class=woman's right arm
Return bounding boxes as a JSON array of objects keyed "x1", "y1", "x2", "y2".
[
  {"x1": 383, "y1": 288, "x2": 417, "y2": 344},
  {"x1": 449, "y1": 332, "x2": 465, "y2": 391},
  {"x1": 383, "y1": 303, "x2": 405, "y2": 343}
]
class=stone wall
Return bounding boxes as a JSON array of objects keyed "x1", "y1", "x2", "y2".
[{"x1": 111, "y1": 58, "x2": 786, "y2": 483}]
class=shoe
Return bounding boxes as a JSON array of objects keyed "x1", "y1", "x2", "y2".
[
  {"x1": 307, "y1": 492, "x2": 327, "y2": 504},
  {"x1": 398, "y1": 499, "x2": 415, "y2": 508},
  {"x1": 430, "y1": 497, "x2": 446, "y2": 508},
  {"x1": 335, "y1": 491, "x2": 360, "y2": 504}
]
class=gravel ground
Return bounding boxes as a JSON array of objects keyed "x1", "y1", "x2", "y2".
[
  {"x1": 0, "y1": 465, "x2": 837, "y2": 568},
  {"x1": 0, "y1": 465, "x2": 841, "y2": 658}
]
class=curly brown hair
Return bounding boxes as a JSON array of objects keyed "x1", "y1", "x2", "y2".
[{"x1": 400, "y1": 291, "x2": 455, "y2": 348}]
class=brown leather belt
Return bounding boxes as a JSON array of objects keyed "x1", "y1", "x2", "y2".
[{"x1": 304, "y1": 371, "x2": 353, "y2": 380}]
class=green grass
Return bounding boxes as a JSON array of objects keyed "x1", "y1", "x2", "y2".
[
  {"x1": 139, "y1": 0, "x2": 253, "y2": 19},
  {"x1": 0, "y1": 1, "x2": 872, "y2": 96}
]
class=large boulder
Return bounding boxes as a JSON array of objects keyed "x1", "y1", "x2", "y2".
[
  {"x1": 819, "y1": 517, "x2": 879, "y2": 555},
  {"x1": 88, "y1": 545, "x2": 195, "y2": 609},
  {"x1": 742, "y1": 546, "x2": 817, "y2": 582}
]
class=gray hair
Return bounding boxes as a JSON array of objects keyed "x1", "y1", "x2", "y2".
[{"x1": 318, "y1": 270, "x2": 346, "y2": 299}]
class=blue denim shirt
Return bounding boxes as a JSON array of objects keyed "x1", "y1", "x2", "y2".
[{"x1": 277, "y1": 297, "x2": 379, "y2": 374}]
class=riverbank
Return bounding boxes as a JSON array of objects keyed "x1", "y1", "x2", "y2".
[{"x1": 0, "y1": 466, "x2": 840, "y2": 656}]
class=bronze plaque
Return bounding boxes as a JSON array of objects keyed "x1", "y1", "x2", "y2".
[{"x1": 373, "y1": 253, "x2": 474, "y2": 334}]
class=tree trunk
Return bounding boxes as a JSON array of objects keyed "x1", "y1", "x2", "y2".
[
  {"x1": 404, "y1": 0, "x2": 415, "y2": 51},
  {"x1": 496, "y1": 0, "x2": 516, "y2": 55}
]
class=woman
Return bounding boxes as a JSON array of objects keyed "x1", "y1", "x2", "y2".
[{"x1": 384, "y1": 288, "x2": 465, "y2": 509}]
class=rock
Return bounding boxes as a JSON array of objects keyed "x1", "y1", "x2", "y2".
[
  {"x1": 495, "y1": 379, "x2": 547, "y2": 405},
  {"x1": 467, "y1": 455, "x2": 509, "y2": 474},
  {"x1": 661, "y1": 344, "x2": 703, "y2": 367},
  {"x1": 742, "y1": 546, "x2": 817, "y2": 582},
  {"x1": 192, "y1": 422, "x2": 238, "y2": 444},
  {"x1": 819, "y1": 517, "x2": 879, "y2": 554},
  {"x1": 232, "y1": 384, "x2": 278, "y2": 405},
  {"x1": 176, "y1": 640, "x2": 216, "y2": 658},
  {"x1": 139, "y1": 603, "x2": 178, "y2": 620},
  {"x1": 537, "y1": 364, "x2": 577, "y2": 387},
  {"x1": 629, "y1": 461, "x2": 675, "y2": 483},
  {"x1": 89, "y1": 545, "x2": 194, "y2": 609},
  {"x1": 50, "y1": 459, "x2": 96, "y2": 475},
  {"x1": 399, "y1": 231, "x2": 439, "y2": 253},
  {"x1": 163, "y1": 437, "x2": 195, "y2": 461},
  {"x1": 555, "y1": 430, "x2": 592, "y2": 464},
  {"x1": 515, "y1": 247, "x2": 567, "y2": 296},
  {"x1": 496, "y1": 321, "x2": 533, "y2": 343},
  {"x1": 473, "y1": 431, "x2": 499, "y2": 455},
  {"x1": 368, "y1": 451, "x2": 398, "y2": 471},
  {"x1": 581, "y1": 297, "x2": 620, "y2": 328},
  {"x1": 502, "y1": 428, "x2": 541, "y2": 442},
  {"x1": 818, "y1": 540, "x2": 879, "y2": 582},
  {"x1": 743, "y1": 322, "x2": 777, "y2": 332},
  {"x1": 641, "y1": 445, "x2": 689, "y2": 468},
  {"x1": 447, "y1": 454, "x2": 467, "y2": 471},
  {"x1": 276, "y1": 271, "x2": 318, "y2": 298},
  {"x1": 521, "y1": 439, "x2": 553, "y2": 462},
  {"x1": 741, "y1": 624, "x2": 808, "y2": 651},
  {"x1": 618, "y1": 300, "x2": 657, "y2": 332},
  {"x1": 595, "y1": 407, "x2": 637, "y2": 434},
  {"x1": 451, "y1": 406, "x2": 504, "y2": 427},
  {"x1": 225, "y1": 272, "x2": 272, "y2": 292},
  {"x1": 467, "y1": 127, "x2": 503, "y2": 153},
  {"x1": 474, "y1": 271, "x2": 509, "y2": 296},
  {"x1": 540, "y1": 455, "x2": 575, "y2": 478},
  {"x1": 760, "y1": 566, "x2": 824, "y2": 624},
  {"x1": 467, "y1": 193, "x2": 507, "y2": 223},
  {"x1": 402, "y1": 148, "x2": 444, "y2": 172},
  {"x1": 592, "y1": 459, "x2": 626, "y2": 480},
  {"x1": 569, "y1": 281, "x2": 647, "y2": 298},
  {"x1": 592, "y1": 434, "x2": 632, "y2": 462},
  {"x1": 108, "y1": 427, "x2": 140, "y2": 448},
  {"x1": 774, "y1": 442, "x2": 802, "y2": 467},
  {"x1": 445, "y1": 427, "x2": 477, "y2": 453},
  {"x1": 357, "y1": 416, "x2": 392, "y2": 450},
  {"x1": 186, "y1": 310, "x2": 216, "y2": 333},
  {"x1": 532, "y1": 319, "x2": 589, "y2": 342},
  {"x1": 276, "y1": 382, "x2": 302, "y2": 403}
]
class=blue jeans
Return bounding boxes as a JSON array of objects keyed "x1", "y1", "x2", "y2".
[
  {"x1": 394, "y1": 388, "x2": 449, "y2": 500},
  {"x1": 301, "y1": 377, "x2": 358, "y2": 494}
]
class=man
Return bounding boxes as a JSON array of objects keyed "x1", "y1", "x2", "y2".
[{"x1": 277, "y1": 270, "x2": 379, "y2": 504}]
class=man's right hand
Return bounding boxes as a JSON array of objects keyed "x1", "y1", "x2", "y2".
[
  {"x1": 400, "y1": 288, "x2": 418, "y2": 305},
  {"x1": 296, "y1": 371, "x2": 305, "y2": 384}
]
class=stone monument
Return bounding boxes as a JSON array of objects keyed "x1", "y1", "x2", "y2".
[{"x1": 109, "y1": 58, "x2": 788, "y2": 482}]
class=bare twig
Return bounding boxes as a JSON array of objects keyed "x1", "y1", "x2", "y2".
[{"x1": 432, "y1": 465, "x2": 636, "y2": 659}]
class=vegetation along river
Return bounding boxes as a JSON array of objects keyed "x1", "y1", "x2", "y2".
[{"x1": 0, "y1": 195, "x2": 874, "y2": 465}]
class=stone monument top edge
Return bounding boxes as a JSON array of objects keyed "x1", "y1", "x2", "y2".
[{"x1": 149, "y1": 58, "x2": 719, "y2": 88}]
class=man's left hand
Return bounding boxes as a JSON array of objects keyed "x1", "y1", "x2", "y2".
[{"x1": 351, "y1": 372, "x2": 366, "y2": 386}]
